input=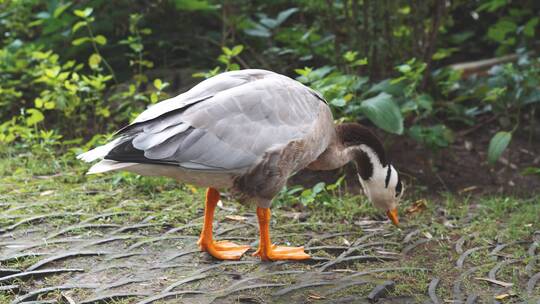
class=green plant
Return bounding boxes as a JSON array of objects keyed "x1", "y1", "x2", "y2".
[
  {"x1": 364, "y1": 58, "x2": 460, "y2": 149},
  {"x1": 299, "y1": 182, "x2": 327, "y2": 206},
  {"x1": 71, "y1": 7, "x2": 116, "y2": 83},
  {"x1": 193, "y1": 45, "x2": 245, "y2": 78},
  {"x1": 295, "y1": 57, "x2": 461, "y2": 142},
  {"x1": 0, "y1": 0, "x2": 538, "y2": 171},
  {"x1": 488, "y1": 131, "x2": 512, "y2": 164},
  {"x1": 218, "y1": 45, "x2": 244, "y2": 71},
  {"x1": 244, "y1": 7, "x2": 299, "y2": 38},
  {"x1": 119, "y1": 13, "x2": 154, "y2": 84},
  {"x1": 275, "y1": 176, "x2": 346, "y2": 207},
  {"x1": 409, "y1": 124, "x2": 454, "y2": 150},
  {"x1": 274, "y1": 185, "x2": 304, "y2": 207},
  {"x1": 459, "y1": 54, "x2": 540, "y2": 163},
  {"x1": 295, "y1": 65, "x2": 403, "y2": 135},
  {"x1": 381, "y1": 59, "x2": 433, "y2": 121},
  {"x1": 0, "y1": 42, "x2": 112, "y2": 143},
  {"x1": 392, "y1": 58, "x2": 427, "y2": 98},
  {"x1": 0, "y1": 2, "x2": 174, "y2": 149},
  {"x1": 522, "y1": 167, "x2": 540, "y2": 176},
  {"x1": 479, "y1": 0, "x2": 539, "y2": 55},
  {"x1": 109, "y1": 13, "x2": 169, "y2": 120},
  {"x1": 295, "y1": 66, "x2": 365, "y2": 110}
]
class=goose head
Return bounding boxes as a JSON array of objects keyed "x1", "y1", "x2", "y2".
[
  {"x1": 356, "y1": 158, "x2": 403, "y2": 226},
  {"x1": 337, "y1": 123, "x2": 404, "y2": 226}
]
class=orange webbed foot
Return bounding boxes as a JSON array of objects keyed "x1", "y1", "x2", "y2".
[
  {"x1": 198, "y1": 239, "x2": 250, "y2": 260},
  {"x1": 252, "y1": 244, "x2": 310, "y2": 261}
]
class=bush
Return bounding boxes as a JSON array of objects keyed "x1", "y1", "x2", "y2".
[{"x1": 0, "y1": 0, "x2": 538, "y2": 167}]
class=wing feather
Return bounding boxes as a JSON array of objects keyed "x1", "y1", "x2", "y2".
[
  {"x1": 133, "y1": 123, "x2": 190, "y2": 150},
  {"x1": 129, "y1": 69, "x2": 276, "y2": 124},
  {"x1": 92, "y1": 70, "x2": 327, "y2": 172},
  {"x1": 143, "y1": 128, "x2": 202, "y2": 160}
]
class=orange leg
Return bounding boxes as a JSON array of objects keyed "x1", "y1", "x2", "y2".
[
  {"x1": 197, "y1": 188, "x2": 250, "y2": 260},
  {"x1": 252, "y1": 207, "x2": 310, "y2": 261}
]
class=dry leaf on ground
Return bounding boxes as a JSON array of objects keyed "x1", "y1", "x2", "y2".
[
  {"x1": 474, "y1": 277, "x2": 513, "y2": 287},
  {"x1": 225, "y1": 215, "x2": 248, "y2": 221},
  {"x1": 406, "y1": 199, "x2": 427, "y2": 214}
]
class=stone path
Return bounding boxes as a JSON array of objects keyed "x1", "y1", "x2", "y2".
[{"x1": 1, "y1": 199, "x2": 539, "y2": 303}]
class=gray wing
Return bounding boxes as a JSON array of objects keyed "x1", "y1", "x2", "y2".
[
  {"x1": 118, "y1": 69, "x2": 277, "y2": 132},
  {"x1": 105, "y1": 70, "x2": 326, "y2": 172}
]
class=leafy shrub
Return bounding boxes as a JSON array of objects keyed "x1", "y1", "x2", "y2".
[
  {"x1": 295, "y1": 57, "x2": 457, "y2": 150},
  {"x1": 0, "y1": 3, "x2": 170, "y2": 146},
  {"x1": 274, "y1": 176, "x2": 346, "y2": 207},
  {"x1": 455, "y1": 53, "x2": 540, "y2": 162},
  {"x1": 409, "y1": 125, "x2": 454, "y2": 150},
  {"x1": 192, "y1": 45, "x2": 245, "y2": 78},
  {"x1": 0, "y1": 0, "x2": 538, "y2": 172}
]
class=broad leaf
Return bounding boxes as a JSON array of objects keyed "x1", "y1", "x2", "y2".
[
  {"x1": 74, "y1": 8, "x2": 93, "y2": 18},
  {"x1": 275, "y1": 8, "x2": 299, "y2": 26},
  {"x1": 359, "y1": 93, "x2": 404, "y2": 134},
  {"x1": 522, "y1": 167, "x2": 540, "y2": 176},
  {"x1": 244, "y1": 23, "x2": 271, "y2": 37},
  {"x1": 524, "y1": 17, "x2": 539, "y2": 37},
  {"x1": 364, "y1": 79, "x2": 405, "y2": 97},
  {"x1": 330, "y1": 98, "x2": 346, "y2": 107},
  {"x1": 487, "y1": 20, "x2": 517, "y2": 43},
  {"x1": 231, "y1": 45, "x2": 244, "y2": 56},
  {"x1": 222, "y1": 47, "x2": 232, "y2": 56},
  {"x1": 88, "y1": 53, "x2": 101, "y2": 69},
  {"x1": 44, "y1": 101, "x2": 55, "y2": 110},
  {"x1": 488, "y1": 131, "x2": 512, "y2": 164},
  {"x1": 94, "y1": 35, "x2": 107, "y2": 45},
  {"x1": 26, "y1": 109, "x2": 45, "y2": 126},
  {"x1": 477, "y1": 0, "x2": 507, "y2": 12},
  {"x1": 45, "y1": 67, "x2": 60, "y2": 78},
  {"x1": 36, "y1": 11, "x2": 51, "y2": 19},
  {"x1": 153, "y1": 78, "x2": 163, "y2": 90},
  {"x1": 171, "y1": 0, "x2": 218, "y2": 11},
  {"x1": 72, "y1": 21, "x2": 87, "y2": 33},
  {"x1": 54, "y1": 3, "x2": 72, "y2": 18},
  {"x1": 72, "y1": 37, "x2": 90, "y2": 46},
  {"x1": 34, "y1": 97, "x2": 44, "y2": 108},
  {"x1": 260, "y1": 17, "x2": 278, "y2": 29},
  {"x1": 523, "y1": 88, "x2": 540, "y2": 105}
]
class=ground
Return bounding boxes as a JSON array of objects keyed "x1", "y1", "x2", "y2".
[{"x1": 0, "y1": 147, "x2": 539, "y2": 304}]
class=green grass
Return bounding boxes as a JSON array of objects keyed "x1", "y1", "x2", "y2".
[{"x1": 1, "y1": 147, "x2": 539, "y2": 302}]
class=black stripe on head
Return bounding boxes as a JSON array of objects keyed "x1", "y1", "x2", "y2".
[
  {"x1": 353, "y1": 150, "x2": 373, "y2": 180},
  {"x1": 395, "y1": 173, "x2": 402, "y2": 197},
  {"x1": 385, "y1": 165, "x2": 391, "y2": 188},
  {"x1": 337, "y1": 123, "x2": 388, "y2": 166}
]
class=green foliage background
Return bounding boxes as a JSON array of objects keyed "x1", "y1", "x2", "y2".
[{"x1": 0, "y1": 0, "x2": 539, "y2": 165}]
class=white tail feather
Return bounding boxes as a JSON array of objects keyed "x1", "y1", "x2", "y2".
[
  {"x1": 77, "y1": 137, "x2": 125, "y2": 162},
  {"x1": 87, "y1": 160, "x2": 137, "y2": 174}
]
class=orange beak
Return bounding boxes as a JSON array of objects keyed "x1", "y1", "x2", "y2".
[{"x1": 386, "y1": 208, "x2": 399, "y2": 226}]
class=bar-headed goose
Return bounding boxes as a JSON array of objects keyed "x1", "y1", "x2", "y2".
[{"x1": 78, "y1": 69, "x2": 403, "y2": 261}]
